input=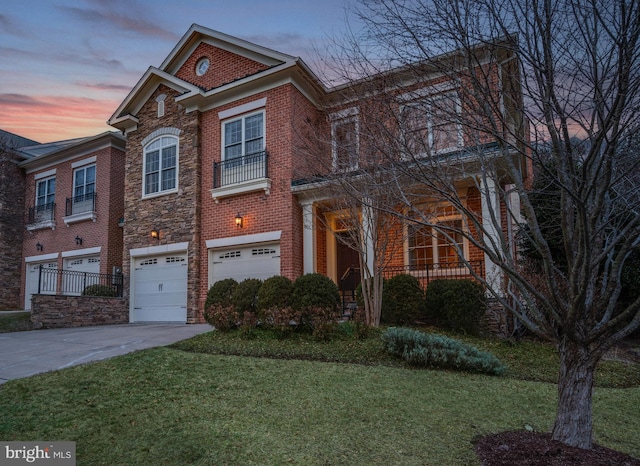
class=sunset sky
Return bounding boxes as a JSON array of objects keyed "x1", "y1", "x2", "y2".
[{"x1": 0, "y1": 0, "x2": 356, "y2": 143}]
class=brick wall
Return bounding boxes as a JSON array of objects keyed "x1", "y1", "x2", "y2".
[
  {"x1": 0, "y1": 153, "x2": 25, "y2": 309},
  {"x1": 176, "y1": 43, "x2": 270, "y2": 90},
  {"x1": 20, "y1": 139, "x2": 126, "y2": 308},
  {"x1": 31, "y1": 294, "x2": 128, "y2": 328}
]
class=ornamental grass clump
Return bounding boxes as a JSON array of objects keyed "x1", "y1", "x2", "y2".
[{"x1": 382, "y1": 327, "x2": 507, "y2": 376}]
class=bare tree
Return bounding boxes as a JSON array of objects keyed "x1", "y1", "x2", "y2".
[
  {"x1": 295, "y1": 107, "x2": 404, "y2": 326},
  {"x1": 320, "y1": 0, "x2": 640, "y2": 450}
]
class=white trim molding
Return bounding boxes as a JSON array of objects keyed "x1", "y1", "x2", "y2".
[
  {"x1": 206, "y1": 231, "x2": 281, "y2": 249},
  {"x1": 61, "y1": 247, "x2": 102, "y2": 258},
  {"x1": 130, "y1": 242, "x2": 189, "y2": 257}
]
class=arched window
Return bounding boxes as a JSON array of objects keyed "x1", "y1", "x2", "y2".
[{"x1": 143, "y1": 135, "x2": 178, "y2": 197}]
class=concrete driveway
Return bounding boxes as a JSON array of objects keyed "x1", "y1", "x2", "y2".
[{"x1": 0, "y1": 323, "x2": 211, "y2": 384}]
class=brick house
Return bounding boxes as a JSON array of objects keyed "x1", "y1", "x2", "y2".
[
  {"x1": 19, "y1": 132, "x2": 126, "y2": 310},
  {"x1": 104, "y1": 24, "x2": 527, "y2": 325},
  {"x1": 0, "y1": 130, "x2": 37, "y2": 310}
]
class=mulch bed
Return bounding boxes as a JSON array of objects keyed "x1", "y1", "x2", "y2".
[{"x1": 474, "y1": 431, "x2": 640, "y2": 465}]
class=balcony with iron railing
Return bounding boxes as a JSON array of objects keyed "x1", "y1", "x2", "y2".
[
  {"x1": 211, "y1": 150, "x2": 271, "y2": 202},
  {"x1": 64, "y1": 192, "x2": 97, "y2": 225},
  {"x1": 27, "y1": 202, "x2": 56, "y2": 231}
]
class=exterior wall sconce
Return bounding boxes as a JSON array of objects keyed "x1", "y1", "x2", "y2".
[
  {"x1": 75, "y1": 236, "x2": 83, "y2": 245},
  {"x1": 151, "y1": 228, "x2": 160, "y2": 240},
  {"x1": 36, "y1": 243, "x2": 43, "y2": 251},
  {"x1": 235, "y1": 214, "x2": 243, "y2": 228}
]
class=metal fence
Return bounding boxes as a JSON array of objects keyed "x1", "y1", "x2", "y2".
[
  {"x1": 37, "y1": 266, "x2": 125, "y2": 297},
  {"x1": 65, "y1": 192, "x2": 96, "y2": 216},
  {"x1": 339, "y1": 261, "x2": 484, "y2": 298},
  {"x1": 213, "y1": 150, "x2": 269, "y2": 188},
  {"x1": 28, "y1": 202, "x2": 56, "y2": 224}
]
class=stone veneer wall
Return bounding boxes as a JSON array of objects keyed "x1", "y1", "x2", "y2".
[
  {"x1": 31, "y1": 295, "x2": 128, "y2": 328},
  {"x1": 0, "y1": 153, "x2": 25, "y2": 309},
  {"x1": 121, "y1": 85, "x2": 201, "y2": 323}
]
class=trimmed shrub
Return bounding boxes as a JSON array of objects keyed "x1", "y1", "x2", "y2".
[
  {"x1": 381, "y1": 274, "x2": 424, "y2": 325},
  {"x1": 262, "y1": 306, "x2": 303, "y2": 339},
  {"x1": 382, "y1": 327, "x2": 506, "y2": 375},
  {"x1": 232, "y1": 278, "x2": 263, "y2": 315},
  {"x1": 204, "y1": 279, "x2": 238, "y2": 328},
  {"x1": 425, "y1": 279, "x2": 486, "y2": 335},
  {"x1": 291, "y1": 273, "x2": 340, "y2": 313},
  {"x1": 82, "y1": 284, "x2": 117, "y2": 297},
  {"x1": 308, "y1": 306, "x2": 341, "y2": 341},
  {"x1": 257, "y1": 275, "x2": 293, "y2": 312},
  {"x1": 205, "y1": 279, "x2": 238, "y2": 310},
  {"x1": 203, "y1": 305, "x2": 239, "y2": 332}
]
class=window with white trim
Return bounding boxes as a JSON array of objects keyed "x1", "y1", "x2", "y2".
[
  {"x1": 402, "y1": 92, "x2": 462, "y2": 156},
  {"x1": 143, "y1": 136, "x2": 178, "y2": 196},
  {"x1": 36, "y1": 176, "x2": 56, "y2": 211},
  {"x1": 223, "y1": 111, "x2": 264, "y2": 161},
  {"x1": 331, "y1": 113, "x2": 359, "y2": 171},
  {"x1": 407, "y1": 205, "x2": 467, "y2": 267},
  {"x1": 73, "y1": 165, "x2": 95, "y2": 201}
]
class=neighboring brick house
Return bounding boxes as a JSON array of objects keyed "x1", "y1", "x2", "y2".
[
  {"x1": 104, "y1": 24, "x2": 528, "y2": 325},
  {"x1": 0, "y1": 130, "x2": 37, "y2": 310},
  {"x1": 19, "y1": 132, "x2": 126, "y2": 310}
]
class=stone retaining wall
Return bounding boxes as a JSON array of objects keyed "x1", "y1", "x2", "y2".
[{"x1": 31, "y1": 295, "x2": 128, "y2": 329}]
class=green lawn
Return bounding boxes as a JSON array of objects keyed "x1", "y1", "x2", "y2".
[{"x1": 0, "y1": 327, "x2": 638, "y2": 465}]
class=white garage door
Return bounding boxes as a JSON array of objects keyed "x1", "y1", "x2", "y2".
[
  {"x1": 25, "y1": 262, "x2": 58, "y2": 310},
  {"x1": 63, "y1": 255, "x2": 100, "y2": 296},
  {"x1": 211, "y1": 243, "x2": 280, "y2": 284},
  {"x1": 132, "y1": 254, "x2": 187, "y2": 322}
]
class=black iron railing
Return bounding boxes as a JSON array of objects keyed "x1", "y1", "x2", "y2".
[
  {"x1": 28, "y1": 202, "x2": 56, "y2": 224},
  {"x1": 37, "y1": 266, "x2": 124, "y2": 297},
  {"x1": 65, "y1": 192, "x2": 96, "y2": 216},
  {"x1": 213, "y1": 150, "x2": 268, "y2": 188},
  {"x1": 381, "y1": 261, "x2": 484, "y2": 284},
  {"x1": 338, "y1": 261, "x2": 484, "y2": 310}
]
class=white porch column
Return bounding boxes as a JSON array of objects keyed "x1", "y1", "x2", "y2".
[
  {"x1": 301, "y1": 200, "x2": 316, "y2": 274},
  {"x1": 480, "y1": 176, "x2": 504, "y2": 292}
]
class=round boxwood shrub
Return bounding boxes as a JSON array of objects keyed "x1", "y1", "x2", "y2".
[
  {"x1": 425, "y1": 279, "x2": 486, "y2": 335},
  {"x1": 381, "y1": 273, "x2": 424, "y2": 325},
  {"x1": 82, "y1": 284, "x2": 117, "y2": 297},
  {"x1": 291, "y1": 273, "x2": 340, "y2": 312},
  {"x1": 232, "y1": 278, "x2": 263, "y2": 315},
  {"x1": 204, "y1": 278, "x2": 238, "y2": 310},
  {"x1": 257, "y1": 275, "x2": 293, "y2": 312}
]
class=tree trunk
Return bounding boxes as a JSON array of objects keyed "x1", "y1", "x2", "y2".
[{"x1": 551, "y1": 337, "x2": 598, "y2": 449}]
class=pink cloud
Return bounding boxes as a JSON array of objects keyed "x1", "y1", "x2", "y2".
[{"x1": 0, "y1": 94, "x2": 120, "y2": 143}]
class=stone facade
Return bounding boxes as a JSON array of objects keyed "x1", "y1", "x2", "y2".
[
  {"x1": 0, "y1": 151, "x2": 25, "y2": 310},
  {"x1": 31, "y1": 294, "x2": 128, "y2": 328},
  {"x1": 121, "y1": 85, "x2": 202, "y2": 322}
]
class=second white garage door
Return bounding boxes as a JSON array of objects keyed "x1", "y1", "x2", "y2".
[
  {"x1": 132, "y1": 254, "x2": 187, "y2": 322},
  {"x1": 210, "y1": 243, "x2": 280, "y2": 284}
]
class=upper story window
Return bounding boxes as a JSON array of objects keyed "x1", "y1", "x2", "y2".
[
  {"x1": 28, "y1": 175, "x2": 56, "y2": 228},
  {"x1": 331, "y1": 108, "x2": 359, "y2": 171},
  {"x1": 36, "y1": 176, "x2": 56, "y2": 211},
  {"x1": 401, "y1": 92, "x2": 462, "y2": 156},
  {"x1": 143, "y1": 136, "x2": 178, "y2": 197},
  {"x1": 223, "y1": 111, "x2": 264, "y2": 161},
  {"x1": 73, "y1": 165, "x2": 95, "y2": 201},
  {"x1": 156, "y1": 94, "x2": 166, "y2": 118}
]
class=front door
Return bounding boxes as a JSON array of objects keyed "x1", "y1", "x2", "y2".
[{"x1": 335, "y1": 232, "x2": 360, "y2": 292}]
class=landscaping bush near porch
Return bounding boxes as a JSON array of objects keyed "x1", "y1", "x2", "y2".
[{"x1": 425, "y1": 279, "x2": 486, "y2": 335}]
